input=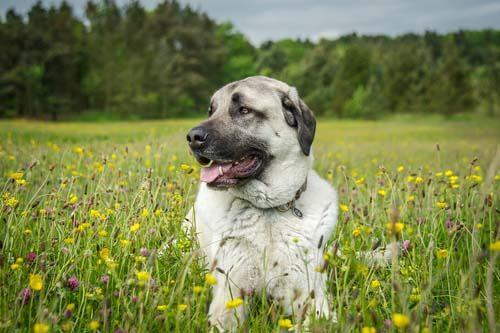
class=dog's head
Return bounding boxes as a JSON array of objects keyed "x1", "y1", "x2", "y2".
[{"x1": 187, "y1": 76, "x2": 316, "y2": 194}]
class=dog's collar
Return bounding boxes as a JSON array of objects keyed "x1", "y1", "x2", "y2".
[{"x1": 275, "y1": 179, "x2": 307, "y2": 218}]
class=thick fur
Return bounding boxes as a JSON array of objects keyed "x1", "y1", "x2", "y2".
[{"x1": 187, "y1": 76, "x2": 338, "y2": 330}]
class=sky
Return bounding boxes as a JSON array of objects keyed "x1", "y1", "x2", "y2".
[{"x1": 2, "y1": 0, "x2": 500, "y2": 44}]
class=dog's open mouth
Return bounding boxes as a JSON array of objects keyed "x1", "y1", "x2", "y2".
[{"x1": 198, "y1": 154, "x2": 263, "y2": 187}]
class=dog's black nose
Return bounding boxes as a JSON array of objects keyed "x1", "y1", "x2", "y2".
[{"x1": 187, "y1": 126, "x2": 208, "y2": 149}]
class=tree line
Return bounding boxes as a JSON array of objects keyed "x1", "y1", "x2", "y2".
[{"x1": 1, "y1": 0, "x2": 499, "y2": 120}]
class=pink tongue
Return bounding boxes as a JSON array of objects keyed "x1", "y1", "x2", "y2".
[{"x1": 200, "y1": 162, "x2": 233, "y2": 183}]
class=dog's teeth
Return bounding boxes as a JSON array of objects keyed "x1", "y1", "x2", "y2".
[
  {"x1": 205, "y1": 160, "x2": 214, "y2": 167},
  {"x1": 218, "y1": 166, "x2": 224, "y2": 176},
  {"x1": 234, "y1": 161, "x2": 239, "y2": 165}
]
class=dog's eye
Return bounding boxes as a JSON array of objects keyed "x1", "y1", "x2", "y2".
[
  {"x1": 239, "y1": 107, "x2": 250, "y2": 115},
  {"x1": 208, "y1": 105, "x2": 214, "y2": 117}
]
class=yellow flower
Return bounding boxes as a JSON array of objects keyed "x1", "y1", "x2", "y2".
[
  {"x1": 11, "y1": 263, "x2": 20, "y2": 270},
  {"x1": 120, "y1": 239, "x2": 131, "y2": 247},
  {"x1": 6, "y1": 196, "x2": 19, "y2": 208},
  {"x1": 61, "y1": 321, "x2": 73, "y2": 331},
  {"x1": 29, "y1": 274, "x2": 43, "y2": 291},
  {"x1": 392, "y1": 313, "x2": 410, "y2": 329},
  {"x1": 157, "y1": 305, "x2": 168, "y2": 311},
  {"x1": 33, "y1": 323, "x2": 49, "y2": 333},
  {"x1": 66, "y1": 303, "x2": 75, "y2": 311},
  {"x1": 406, "y1": 195, "x2": 415, "y2": 202},
  {"x1": 73, "y1": 147, "x2": 84, "y2": 154},
  {"x1": 278, "y1": 318, "x2": 293, "y2": 329},
  {"x1": 205, "y1": 273, "x2": 217, "y2": 285},
  {"x1": 435, "y1": 172, "x2": 443, "y2": 177},
  {"x1": 88, "y1": 320, "x2": 100, "y2": 331},
  {"x1": 136, "y1": 271, "x2": 150, "y2": 282},
  {"x1": 397, "y1": 166, "x2": 405, "y2": 172},
  {"x1": 98, "y1": 230, "x2": 108, "y2": 237},
  {"x1": 9, "y1": 171, "x2": 24, "y2": 180},
  {"x1": 386, "y1": 222, "x2": 404, "y2": 234},
  {"x1": 436, "y1": 249, "x2": 448, "y2": 259},
  {"x1": 225, "y1": 298, "x2": 244, "y2": 309},
  {"x1": 495, "y1": 174, "x2": 500, "y2": 181},
  {"x1": 193, "y1": 286, "x2": 204, "y2": 294},
  {"x1": 370, "y1": 280, "x2": 381, "y2": 288},
  {"x1": 362, "y1": 327, "x2": 377, "y2": 333},
  {"x1": 68, "y1": 194, "x2": 78, "y2": 204},
  {"x1": 436, "y1": 201, "x2": 447, "y2": 209},
  {"x1": 99, "y1": 248, "x2": 110, "y2": 261},
  {"x1": 141, "y1": 209, "x2": 149, "y2": 218},
  {"x1": 489, "y1": 241, "x2": 500, "y2": 251},
  {"x1": 180, "y1": 163, "x2": 191, "y2": 171},
  {"x1": 406, "y1": 176, "x2": 415, "y2": 183},
  {"x1": 16, "y1": 179, "x2": 26, "y2": 185},
  {"x1": 444, "y1": 170, "x2": 453, "y2": 177},
  {"x1": 89, "y1": 209, "x2": 100, "y2": 218},
  {"x1": 339, "y1": 204, "x2": 349, "y2": 212},
  {"x1": 24, "y1": 229, "x2": 32, "y2": 236},
  {"x1": 414, "y1": 176, "x2": 423, "y2": 184},
  {"x1": 378, "y1": 189, "x2": 387, "y2": 197},
  {"x1": 154, "y1": 209, "x2": 162, "y2": 217},
  {"x1": 355, "y1": 177, "x2": 365, "y2": 185},
  {"x1": 64, "y1": 238, "x2": 74, "y2": 245},
  {"x1": 178, "y1": 304, "x2": 188, "y2": 311},
  {"x1": 130, "y1": 223, "x2": 140, "y2": 232},
  {"x1": 352, "y1": 228, "x2": 361, "y2": 237}
]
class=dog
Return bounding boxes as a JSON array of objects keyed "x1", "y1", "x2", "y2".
[{"x1": 185, "y1": 76, "x2": 338, "y2": 330}]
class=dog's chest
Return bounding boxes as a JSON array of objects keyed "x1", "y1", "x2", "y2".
[{"x1": 214, "y1": 201, "x2": 316, "y2": 267}]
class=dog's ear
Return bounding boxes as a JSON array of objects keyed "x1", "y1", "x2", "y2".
[{"x1": 281, "y1": 87, "x2": 316, "y2": 156}]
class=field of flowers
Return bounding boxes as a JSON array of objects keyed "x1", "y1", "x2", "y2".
[{"x1": 0, "y1": 118, "x2": 499, "y2": 332}]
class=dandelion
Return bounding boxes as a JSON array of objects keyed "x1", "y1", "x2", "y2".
[
  {"x1": 33, "y1": 323, "x2": 49, "y2": 333},
  {"x1": 68, "y1": 194, "x2": 78, "y2": 204},
  {"x1": 339, "y1": 204, "x2": 349, "y2": 212},
  {"x1": 120, "y1": 239, "x2": 131, "y2": 247},
  {"x1": 9, "y1": 171, "x2": 24, "y2": 180},
  {"x1": 436, "y1": 201, "x2": 447, "y2": 209},
  {"x1": 414, "y1": 176, "x2": 423, "y2": 184},
  {"x1": 392, "y1": 313, "x2": 410, "y2": 329},
  {"x1": 406, "y1": 195, "x2": 415, "y2": 202},
  {"x1": 370, "y1": 280, "x2": 381, "y2": 288},
  {"x1": 29, "y1": 274, "x2": 43, "y2": 291},
  {"x1": 66, "y1": 303, "x2": 76, "y2": 312},
  {"x1": 99, "y1": 248, "x2": 110, "y2": 261},
  {"x1": 378, "y1": 189, "x2": 387, "y2": 197},
  {"x1": 141, "y1": 209, "x2": 149, "y2": 218},
  {"x1": 225, "y1": 298, "x2": 244, "y2": 309},
  {"x1": 278, "y1": 318, "x2": 293, "y2": 329},
  {"x1": 178, "y1": 304, "x2": 188, "y2": 311},
  {"x1": 436, "y1": 249, "x2": 448, "y2": 259},
  {"x1": 355, "y1": 177, "x2": 365, "y2": 185},
  {"x1": 6, "y1": 196, "x2": 19, "y2": 208},
  {"x1": 489, "y1": 241, "x2": 500, "y2": 251},
  {"x1": 352, "y1": 228, "x2": 361, "y2": 237},
  {"x1": 362, "y1": 327, "x2": 377, "y2": 333},
  {"x1": 386, "y1": 222, "x2": 404, "y2": 234},
  {"x1": 130, "y1": 223, "x2": 140, "y2": 232},
  {"x1": 88, "y1": 320, "x2": 100, "y2": 331},
  {"x1": 436, "y1": 172, "x2": 443, "y2": 177},
  {"x1": 11, "y1": 263, "x2": 20, "y2": 270},
  {"x1": 205, "y1": 273, "x2": 217, "y2": 285},
  {"x1": 73, "y1": 147, "x2": 84, "y2": 154},
  {"x1": 89, "y1": 209, "x2": 100, "y2": 218},
  {"x1": 397, "y1": 166, "x2": 405, "y2": 172},
  {"x1": 445, "y1": 170, "x2": 453, "y2": 177},
  {"x1": 193, "y1": 286, "x2": 204, "y2": 294},
  {"x1": 64, "y1": 238, "x2": 74, "y2": 245},
  {"x1": 136, "y1": 271, "x2": 150, "y2": 282},
  {"x1": 98, "y1": 230, "x2": 108, "y2": 237},
  {"x1": 24, "y1": 229, "x2": 32, "y2": 236},
  {"x1": 157, "y1": 305, "x2": 168, "y2": 311},
  {"x1": 16, "y1": 179, "x2": 27, "y2": 185}
]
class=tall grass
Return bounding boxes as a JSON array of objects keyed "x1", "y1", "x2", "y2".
[{"x1": 0, "y1": 118, "x2": 499, "y2": 332}]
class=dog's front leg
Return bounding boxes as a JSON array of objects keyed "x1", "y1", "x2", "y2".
[{"x1": 208, "y1": 282, "x2": 246, "y2": 332}]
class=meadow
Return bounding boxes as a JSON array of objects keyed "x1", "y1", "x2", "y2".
[{"x1": 0, "y1": 117, "x2": 499, "y2": 332}]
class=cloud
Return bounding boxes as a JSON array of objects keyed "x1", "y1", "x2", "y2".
[{"x1": 2, "y1": 0, "x2": 500, "y2": 44}]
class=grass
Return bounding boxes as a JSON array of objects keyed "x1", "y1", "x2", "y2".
[{"x1": 0, "y1": 117, "x2": 499, "y2": 332}]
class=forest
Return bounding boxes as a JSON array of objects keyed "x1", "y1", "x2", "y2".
[{"x1": 1, "y1": 0, "x2": 499, "y2": 120}]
